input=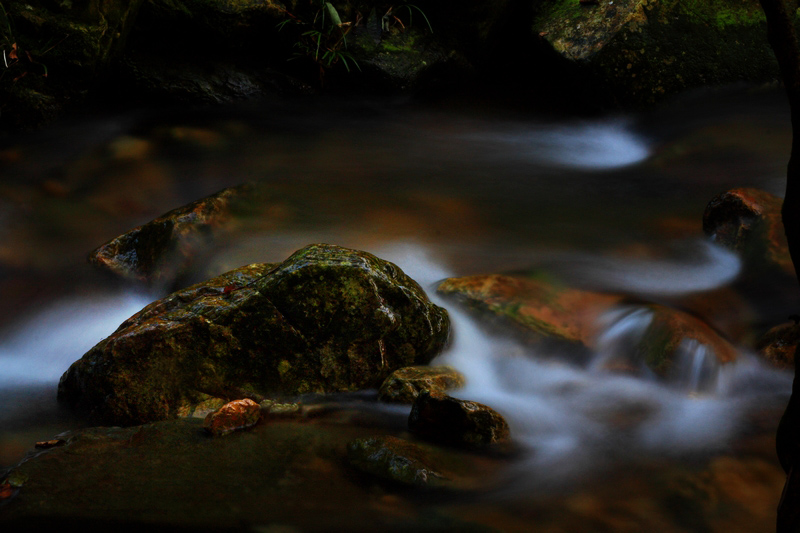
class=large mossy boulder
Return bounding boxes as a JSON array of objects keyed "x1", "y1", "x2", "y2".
[
  {"x1": 58, "y1": 244, "x2": 450, "y2": 425},
  {"x1": 533, "y1": 0, "x2": 779, "y2": 108}
]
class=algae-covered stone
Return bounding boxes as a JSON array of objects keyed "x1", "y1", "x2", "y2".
[
  {"x1": 534, "y1": 0, "x2": 778, "y2": 107},
  {"x1": 409, "y1": 390, "x2": 510, "y2": 450},
  {"x1": 58, "y1": 244, "x2": 450, "y2": 426},
  {"x1": 378, "y1": 365, "x2": 465, "y2": 404},
  {"x1": 347, "y1": 435, "x2": 447, "y2": 488}
]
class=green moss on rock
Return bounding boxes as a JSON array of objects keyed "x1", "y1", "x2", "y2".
[
  {"x1": 535, "y1": 0, "x2": 780, "y2": 107},
  {"x1": 378, "y1": 365, "x2": 466, "y2": 403},
  {"x1": 58, "y1": 244, "x2": 450, "y2": 426}
]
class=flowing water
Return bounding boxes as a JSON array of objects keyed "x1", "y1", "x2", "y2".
[{"x1": 0, "y1": 85, "x2": 796, "y2": 528}]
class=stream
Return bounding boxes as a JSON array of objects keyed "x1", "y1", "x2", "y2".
[{"x1": 0, "y1": 85, "x2": 796, "y2": 530}]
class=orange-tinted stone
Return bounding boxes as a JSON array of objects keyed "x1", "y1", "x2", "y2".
[{"x1": 203, "y1": 399, "x2": 261, "y2": 436}]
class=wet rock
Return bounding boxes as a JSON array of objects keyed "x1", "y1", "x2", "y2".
[
  {"x1": 665, "y1": 287, "x2": 756, "y2": 346},
  {"x1": 756, "y1": 322, "x2": 799, "y2": 370},
  {"x1": 437, "y1": 273, "x2": 622, "y2": 356},
  {"x1": 347, "y1": 435, "x2": 447, "y2": 488},
  {"x1": 176, "y1": 396, "x2": 228, "y2": 419},
  {"x1": 409, "y1": 390, "x2": 510, "y2": 450},
  {"x1": 534, "y1": 0, "x2": 778, "y2": 108},
  {"x1": 378, "y1": 366, "x2": 466, "y2": 404},
  {"x1": 601, "y1": 304, "x2": 738, "y2": 381},
  {"x1": 88, "y1": 184, "x2": 253, "y2": 285},
  {"x1": 59, "y1": 244, "x2": 450, "y2": 426},
  {"x1": 0, "y1": 414, "x2": 508, "y2": 530},
  {"x1": 702, "y1": 187, "x2": 792, "y2": 277},
  {"x1": 119, "y1": 0, "x2": 308, "y2": 104},
  {"x1": 260, "y1": 399, "x2": 303, "y2": 418},
  {"x1": 33, "y1": 439, "x2": 66, "y2": 450},
  {"x1": 203, "y1": 398, "x2": 262, "y2": 436}
]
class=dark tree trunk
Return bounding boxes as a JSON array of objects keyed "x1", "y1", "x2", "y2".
[{"x1": 759, "y1": 0, "x2": 800, "y2": 530}]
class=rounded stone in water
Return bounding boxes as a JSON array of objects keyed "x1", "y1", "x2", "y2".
[{"x1": 58, "y1": 244, "x2": 450, "y2": 426}]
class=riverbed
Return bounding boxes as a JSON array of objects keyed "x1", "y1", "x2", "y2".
[{"x1": 0, "y1": 85, "x2": 795, "y2": 530}]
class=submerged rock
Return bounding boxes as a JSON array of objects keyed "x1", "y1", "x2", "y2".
[
  {"x1": 378, "y1": 366, "x2": 466, "y2": 404},
  {"x1": 203, "y1": 398, "x2": 261, "y2": 436},
  {"x1": 409, "y1": 390, "x2": 510, "y2": 450},
  {"x1": 59, "y1": 244, "x2": 450, "y2": 426},
  {"x1": 88, "y1": 184, "x2": 252, "y2": 285},
  {"x1": 347, "y1": 435, "x2": 447, "y2": 488}
]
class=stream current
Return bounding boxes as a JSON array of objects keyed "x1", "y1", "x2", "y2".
[{"x1": 0, "y1": 85, "x2": 795, "y2": 526}]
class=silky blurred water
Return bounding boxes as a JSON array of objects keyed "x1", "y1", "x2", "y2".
[{"x1": 0, "y1": 87, "x2": 795, "y2": 508}]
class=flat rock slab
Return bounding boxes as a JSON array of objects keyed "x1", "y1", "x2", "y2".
[
  {"x1": 0, "y1": 415, "x2": 508, "y2": 532},
  {"x1": 437, "y1": 273, "x2": 622, "y2": 354}
]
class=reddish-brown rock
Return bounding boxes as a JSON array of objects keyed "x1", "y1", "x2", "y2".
[
  {"x1": 703, "y1": 187, "x2": 792, "y2": 277},
  {"x1": 605, "y1": 304, "x2": 739, "y2": 379},
  {"x1": 437, "y1": 273, "x2": 622, "y2": 351},
  {"x1": 203, "y1": 399, "x2": 261, "y2": 436}
]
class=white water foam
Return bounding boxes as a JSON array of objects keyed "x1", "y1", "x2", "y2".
[
  {"x1": 0, "y1": 292, "x2": 152, "y2": 386},
  {"x1": 461, "y1": 118, "x2": 651, "y2": 170},
  {"x1": 376, "y1": 242, "x2": 792, "y2": 488},
  {"x1": 539, "y1": 239, "x2": 742, "y2": 296},
  {"x1": 0, "y1": 243, "x2": 789, "y2": 485}
]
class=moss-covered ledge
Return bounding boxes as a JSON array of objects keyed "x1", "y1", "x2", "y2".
[{"x1": 534, "y1": 0, "x2": 780, "y2": 107}]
